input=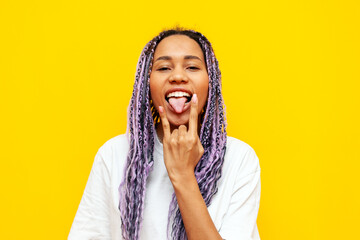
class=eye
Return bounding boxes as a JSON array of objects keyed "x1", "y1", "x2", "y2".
[
  {"x1": 187, "y1": 66, "x2": 200, "y2": 71},
  {"x1": 157, "y1": 66, "x2": 170, "y2": 71}
]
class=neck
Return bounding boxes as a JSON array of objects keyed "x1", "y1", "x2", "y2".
[
  {"x1": 156, "y1": 124, "x2": 181, "y2": 143},
  {"x1": 155, "y1": 121, "x2": 201, "y2": 143}
]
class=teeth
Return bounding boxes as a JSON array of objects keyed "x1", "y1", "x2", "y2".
[{"x1": 166, "y1": 91, "x2": 191, "y2": 98}]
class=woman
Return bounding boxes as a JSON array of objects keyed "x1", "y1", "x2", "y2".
[{"x1": 69, "y1": 28, "x2": 261, "y2": 240}]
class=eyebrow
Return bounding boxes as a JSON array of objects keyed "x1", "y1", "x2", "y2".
[{"x1": 154, "y1": 55, "x2": 202, "y2": 62}]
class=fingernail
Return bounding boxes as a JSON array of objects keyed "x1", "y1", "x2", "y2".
[
  {"x1": 192, "y1": 94, "x2": 198, "y2": 103},
  {"x1": 159, "y1": 106, "x2": 164, "y2": 113}
]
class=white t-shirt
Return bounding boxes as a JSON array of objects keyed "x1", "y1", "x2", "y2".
[{"x1": 68, "y1": 133, "x2": 261, "y2": 240}]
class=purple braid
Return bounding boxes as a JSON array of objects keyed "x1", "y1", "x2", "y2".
[
  {"x1": 118, "y1": 38, "x2": 159, "y2": 240},
  {"x1": 119, "y1": 28, "x2": 227, "y2": 240},
  {"x1": 167, "y1": 31, "x2": 227, "y2": 240}
]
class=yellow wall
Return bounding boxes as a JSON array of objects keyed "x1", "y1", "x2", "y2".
[{"x1": 1, "y1": 0, "x2": 359, "y2": 239}]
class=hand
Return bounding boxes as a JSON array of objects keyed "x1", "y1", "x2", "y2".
[{"x1": 158, "y1": 94, "x2": 204, "y2": 182}]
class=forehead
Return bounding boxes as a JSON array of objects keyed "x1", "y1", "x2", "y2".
[{"x1": 154, "y1": 35, "x2": 204, "y2": 60}]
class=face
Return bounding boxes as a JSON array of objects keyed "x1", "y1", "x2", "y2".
[{"x1": 150, "y1": 34, "x2": 209, "y2": 131}]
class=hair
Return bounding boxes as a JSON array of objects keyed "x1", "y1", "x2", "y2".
[{"x1": 118, "y1": 27, "x2": 227, "y2": 240}]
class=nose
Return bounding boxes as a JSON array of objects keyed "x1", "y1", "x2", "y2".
[{"x1": 168, "y1": 68, "x2": 188, "y2": 83}]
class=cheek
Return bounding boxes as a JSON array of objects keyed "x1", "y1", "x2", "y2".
[
  {"x1": 149, "y1": 76, "x2": 161, "y2": 107},
  {"x1": 149, "y1": 79, "x2": 156, "y2": 103},
  {"x1": 198, "y1": 76, "x2": 209, "y2": 110}
]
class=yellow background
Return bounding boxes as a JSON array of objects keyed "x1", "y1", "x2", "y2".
[{"x1": 1, "y1": 0, "x2": 359, "y2": 239}]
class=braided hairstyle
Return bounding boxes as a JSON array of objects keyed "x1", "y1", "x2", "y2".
[{"x1": 118, "y1": 28, "x2": 227, "y2": 240}]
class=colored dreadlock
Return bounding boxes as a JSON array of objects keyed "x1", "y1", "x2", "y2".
[{"x1": 119, "y1": 28, "x2": 227, "y2": 240}]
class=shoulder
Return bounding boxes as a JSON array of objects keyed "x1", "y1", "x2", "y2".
[
  {"x1": 97, "y1": 134, "x2": 129, "y2": 156},
  {"x1": 94, "y1": 134, "x2": 129, "y2": 171},
  {"x1": 224, "y1": 136, "x2": 261, "y2": 178},
  {"x1": 226, "y1": 136, "x2": 255, "y2": 154}
]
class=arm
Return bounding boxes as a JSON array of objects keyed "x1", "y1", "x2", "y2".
[
  {"x1": 172, "y1": 144, "x2": 261, "y2": 240},
  {"x1": 171, "y1": 173, "x2": 223, "y2": 240},
  {"x1": 68, "y1": 148, "x2": 112, "y2": 240},
  {"x1": 158, "y1": 94, "x2": 222, "y2": 240},
  {"x1": 219, "y1": 147, "x2": 261, "y2": 239}
]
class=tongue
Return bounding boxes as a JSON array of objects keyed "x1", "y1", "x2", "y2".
[{"x1": 168, "y1": 97, "x2": 187, "y2": 113}]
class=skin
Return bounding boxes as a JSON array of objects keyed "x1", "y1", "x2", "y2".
[
  {"x1": 150, "y1": 35, "x2": 222, "y2": 240},
  {"x1": 150, "y1": 34, "x2": 209, "y2": 132}
]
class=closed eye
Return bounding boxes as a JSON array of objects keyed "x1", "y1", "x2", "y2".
[
  {"x1": 157, "y1": 67, "x2": 170, "y2": 71},
  {"x1": 188, "y1": 66, "x2": 200, "y2": 70}
]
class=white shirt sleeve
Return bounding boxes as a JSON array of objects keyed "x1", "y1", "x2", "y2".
[
  {"x1": 219, "y1": 147, "x2": 261, "y2": 240},
  {"x1": 68, "y1": 147, "x2": 112, "y2": 240}
]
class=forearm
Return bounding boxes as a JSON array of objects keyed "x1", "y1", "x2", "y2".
[{"x1": 171, "y1": 174, "x2": 223, "y2": 240}]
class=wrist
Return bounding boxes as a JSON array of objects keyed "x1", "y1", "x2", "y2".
[{"x1": 169, "y1": 171, "x2": 197, "y2": 189}]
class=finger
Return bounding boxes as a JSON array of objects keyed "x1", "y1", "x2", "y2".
[
  {"x1": 188, "y1": 93, "x2": 198, "y2": 135},
  {"x1": 170, "y1": 129, "x2": 179, "y2": 146},
  {"x1": 178, "y1": 125, "x2": 187, "y2": 136},
  {"x1": 172, "y1": 129, "x2": 179, "y2": 138},
  {"x1": 178, "y1": 125, "x2": 187, "y2": 142},
  {"x1": 158, "y1": 106, "x2": 171, "y2": 140}
]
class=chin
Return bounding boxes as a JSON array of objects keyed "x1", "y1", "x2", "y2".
[{"x1": 168, "y1": 115, "x2": 190, "y2": 128}]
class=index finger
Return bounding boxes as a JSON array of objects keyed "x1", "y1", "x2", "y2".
[
  {"x1": 158, "y1": 106, "x2": 171, "y2": 140},
  {"x1": 188, "y1": 93, "x2": 198, "y2": 135}
]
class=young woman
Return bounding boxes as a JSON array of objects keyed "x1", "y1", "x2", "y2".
[{"x1": 69, "y1": 28, "x2": 261, "y2": 240}]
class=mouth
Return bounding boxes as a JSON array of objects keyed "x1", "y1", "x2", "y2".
[
  {"x1": 165, "y1": 89, "x2": 193, "y2": 114},
  {"x1": 165, "y1": 91, "x2": 192, "y2": 103}
]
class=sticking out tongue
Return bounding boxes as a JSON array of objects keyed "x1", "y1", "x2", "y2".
[{"x1": 168, "y1": 97, "x2": 187, "y2": 113}]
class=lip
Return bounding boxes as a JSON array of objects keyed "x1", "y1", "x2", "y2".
[
  {"x1": 164, "y1": 87, "x2": 193, "y2": 114},
  {"x1": 165, "y1": 87, "x2": 193, "y2": 98}
]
